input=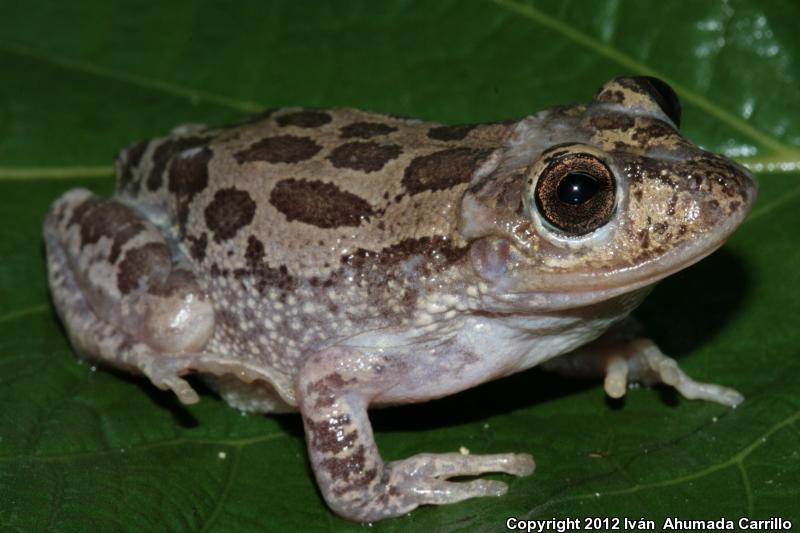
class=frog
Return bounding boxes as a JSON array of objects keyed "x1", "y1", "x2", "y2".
[{"x1": 43, "y1": 76, "x2": 756, "y2": 522}]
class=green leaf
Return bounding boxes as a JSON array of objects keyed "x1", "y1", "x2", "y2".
[{"x1": 1, "y1": 0, "x2": 798, "y2": 530}]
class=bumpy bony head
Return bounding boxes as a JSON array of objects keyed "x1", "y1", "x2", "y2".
[{"x1": 462, "y1": 76, "x2": 757, "y2": 307}]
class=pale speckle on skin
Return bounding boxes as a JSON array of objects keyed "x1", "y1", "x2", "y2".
[{"x1": 44, "y1": 79, "x2": 755, "y2": 523}]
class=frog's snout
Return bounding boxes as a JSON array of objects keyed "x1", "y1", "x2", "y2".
[{"x1": 690, "y1": 152, "x2": 758, "y2": 227}]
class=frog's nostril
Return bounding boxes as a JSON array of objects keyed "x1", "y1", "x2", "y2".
[{"x1": 687, "y1": 174, "x2": 706, "y2": 192}]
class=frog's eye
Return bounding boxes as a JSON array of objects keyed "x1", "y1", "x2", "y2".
[
  {"x1": 533, "y1": 153, "x2": 616, "y2": 236},
  {"x1": 633, "y1": 76, "x2": 682, "y2": 128}
]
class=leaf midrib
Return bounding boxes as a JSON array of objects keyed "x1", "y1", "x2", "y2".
[
  {"x1": 0, "y1": 1, "x2": 798, "y2": 182},
  {"x1": 492, "y1": 0, "x2": 799, "y2": 159}
]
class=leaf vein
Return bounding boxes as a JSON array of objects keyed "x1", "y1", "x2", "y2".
[
  {"x1": 0, "y1": 304, "x2": 48, "y2": 325},
  {"x1": 525, "y1": 408, "x2": 800, "y2": 516},
  {"x1": 200, "y1": 447, "x2": 241, "y2": 532},
  {"x1": 0, "y1": 166, "x2": 113, "y2": 181},
  {"x1": 491, "y1": 0, "x2": 793, "y2": 156},
  {"x1": 0, "y1": 433, "x2": 286, "y2": 463},
  {"x1": 0, "y1": 40, "x2": 264, "y2": 114},
  {"x1": 745, "y1": 181, "x2": 800, "y2": 224},
  {"x1": 738, "y1": 462, "x2": 754, "y2": 517}
]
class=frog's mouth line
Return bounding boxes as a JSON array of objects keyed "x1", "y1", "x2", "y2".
[{"x1": 496, "y1": 208, "x2": 750, "y2": 312}]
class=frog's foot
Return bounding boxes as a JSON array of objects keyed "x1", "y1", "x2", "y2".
[
  {"x1": 43, "y1": 189, "x2": 216, "y2": 403},
  {"x1": 601, "y1": 338, "x2": 743, "y2": 407},
  {"x1": 543, "y1": 318, "x2": 743, "y2": 407},
  {"x1": 297, "y1": 347, "x2": 534, "y2": 522},
  {"x1": 384, "y1": 452, "x2": 534, "y2": 504}
]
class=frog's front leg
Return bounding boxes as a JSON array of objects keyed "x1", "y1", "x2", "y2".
[
  {"x1": 543, "y1": 317, "x2": 743, "y2": 407},
  {"x1": 297, "y1": 347, "x2": 535, "y2": 522},
  {"x1": 43, "y1": 188, "x2": 215, "y2": 402}
]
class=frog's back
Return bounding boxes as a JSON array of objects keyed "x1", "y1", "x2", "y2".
[
  {"x1": 109, "y1": 108, "x2": 515, "y2": 405},
  {"x1": 115, "y1": 108, "x2": 514, "y2": 281}
]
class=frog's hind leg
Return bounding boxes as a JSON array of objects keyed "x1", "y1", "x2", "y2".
[
  {"x1": 542, "y1": 317, "x2": 743, "y2": 407},
  {"x1": 297, "y1": 346, "x2": 535, "y2": 522},
  {"x1": 43, "y1": 188, "x2": 215, "y2": 403}
]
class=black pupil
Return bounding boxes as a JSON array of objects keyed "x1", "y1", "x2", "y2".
[{"x1": 556, "y1": 172, "x2": 600, "y2": 205}]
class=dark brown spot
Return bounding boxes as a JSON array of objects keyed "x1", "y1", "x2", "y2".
[
  {"x1": 332, "y1": 463, "x2": 378, "y2": 497},
  {"x1": 617, "y1": 77, "x2": 651, "y2": 96},
  {"x1": 595, "y1": 88, "x2": 626, "y2": 104},
  {"x1": 403, "y1": 147, "x2": 493, "y2": 195},
  {"x1": 342, "y1": 235, "x2": 468, "y2": 272},
  {"x1": 652, "y1": 222, "x2": 669, "y2": 235},
  {"x1": 147, "y1": 137, "x2": 209, "y2": 192},
  {"x1": 234, "y1": 135, "x2": 322, "y2": 164},
  {"x1": 72, "y1": 199, "x2": 146, "y2": 257},
  {"x1": 117, "y1": 242, "x2": 170, "y2": 295},
  {"x1": 270, "y1": 178, "x2": 376, "y2": 228},
  {"x1": 327, "y1": 141, "x2": 402, "y2": 173},
  {"x1": 427, "y1": 124, "x2": 476, "y2": 141},
  {"x1": 234, "y1": 236, "x2": 295, "y2": 294},
  {"x1": 632, "y1": 122, "x2": 676, "y2": 145},
  {"x1": 305, "y1": 414, "x2": 357, "y2": 454},
  {"x1": 540, "y1": 149, "x2": 572, "y2": 166},
  {"x1": 188, "y1": 232, "x2": 208, "y2": 262},
  {"x1": 590, "y1": 114, "x2": 635, "y2": 131},
  {"x1": 276, "y1": 110, "x2": 332, "y2": 128},
  {"x1": 319, "y1": 444, "x2": 371, "y2": 484},
  {"x1": 117, "y1": 141, "x2": 148, "y2": 194},
  {"x1": 168, "y1": 146, "x2": 213, "y2": 229},
  {"x1": 305, "y1": 373, "x2": 355, "y2": 409},
  {"x1": 667, "y1": 195, "x2": 678, "y2": 216},
  {"x1": 67, "y1": 197, "x2": 104, "y2": 243},
  {"x1": 204, "y1": 188, "x2": 257, "y2": 242},
  {"x1": 109, "y1": 222, "x2": 146, "y2": 264},
  {"x1": 688, "y1": 174, "x2": 706, "y2": 191},
  {"x1": 340, "y1": 121, "x2": 397, "y2": 139},
  {"x1": 639, "y1": 228, "x2": 650, "y2": 249}
]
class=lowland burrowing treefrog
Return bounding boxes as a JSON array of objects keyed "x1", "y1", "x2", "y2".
[{"x1": 44, "y1": 77, "x2": 756, "y2": 521}]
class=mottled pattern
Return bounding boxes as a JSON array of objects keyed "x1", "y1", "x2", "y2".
[
  {"x1": 187, "y1": 232, "x2": 208, "y2": 263},
  {"x1": 168, "y1": 146, "x2": 213, "y2": 228},
  {"x1": 117, "y1": 141, "x2": 148, "y2": 194},
  {"x1": 117, "y1": 242, "x2": 170, "y2": 294},
  {"x1": 236, "y1": 235, "x2": 296, "y2": 294},
  {"x1": 44, "y1": 79, "x2": 756, "y2": 522},
  {"x1": 147, "y1": 136, "x2": 210, "y2": 192}
]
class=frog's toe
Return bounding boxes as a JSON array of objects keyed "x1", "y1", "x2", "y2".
[
  {"x1": 390, "y1": 452, "x2": 535, "y2": 479},
  {"x1": 383, "y1": 452, "x2": 533, "y2": 511},
  {"x1": 627, "y1": 340, "x2": 744, "y2": 407},
  {"x1": 663, "y1": 367, "x2": 744, "y2": 407},
  {"x1": 603, "y1": 356, "x2": 629, "y2": 399},
  {"x1": 401, "y1": 478, "x2": 509, "y2": 505}
]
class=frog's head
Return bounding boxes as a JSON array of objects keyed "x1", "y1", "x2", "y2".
[{"x1": 460, "y1": 76, "x2": 757, "y2": 310}]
